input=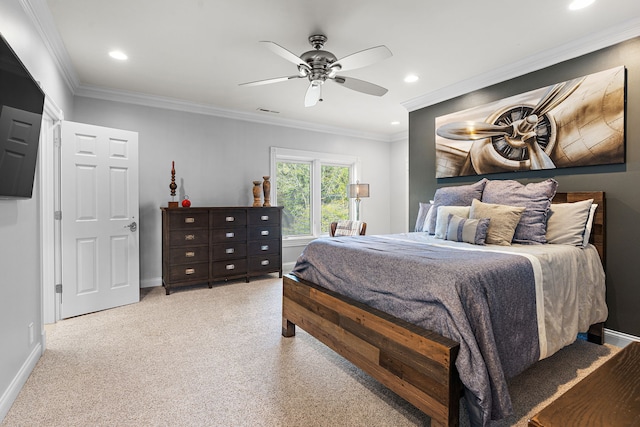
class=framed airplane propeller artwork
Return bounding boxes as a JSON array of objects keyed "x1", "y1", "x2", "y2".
[{"x1": 434, "y1": 66, "x2": 625, "y2": 178}]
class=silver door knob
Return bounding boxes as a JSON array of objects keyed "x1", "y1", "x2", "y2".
[{"x1": 124, "y1": 221, "x2": 137, "y2": 232}]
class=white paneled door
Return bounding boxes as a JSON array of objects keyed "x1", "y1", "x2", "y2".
[{"x1": 60, "y1": 121, "x2": 139, "y2": 318}]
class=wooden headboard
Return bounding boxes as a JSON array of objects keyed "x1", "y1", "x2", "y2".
[{"x1": 552, "y1": 191, "x2": 605, "y2": 265}]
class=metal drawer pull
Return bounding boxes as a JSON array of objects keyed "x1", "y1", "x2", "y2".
[
  {"x1": 185, "y1": 251, "x2": 195, "y2": 257},
  {"x1": 185, "y1": 268, "x2": 195, "y2": 275},
  {"x1": 261, "y1": 230, "x2": 269, "y2": 236},
  {"x1": 261, "y1": 260, "x2": 270, "y2": 266},
  {"x1": 185, "y1": 217, "x2": 195, "y2": 223},
  {"x1": 226, "y1": 232, "x2": 235, "y2": 238},
  {"x1": 261, "y1": 215, "x2": 269, "y2": 221},
  {"x1": 185, "y1": 234, "x2": 195, "y2": 240},
  {"x1": 226, "y1": 264, "x2": 235, "y2": 270},
  {"x1": 225, "y1": 248, "x2": 235, "y2": 254},
  {"x1": 261, "y1": 245, "x2": 269, "y2": 251},
  {"x1": 225, "y1": 216, "x2": 235, "y2": 222}
]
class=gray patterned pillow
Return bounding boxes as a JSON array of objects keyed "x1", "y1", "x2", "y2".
[
  {"x1": 426, "y1": 179, "x2": 488, "y2": 234},
  {"x1": 445, "y1": 214, "x2": 490, "y2": 245},
  {"x1": 481, "y1": 179, "x2": 558, "y2": 244}
]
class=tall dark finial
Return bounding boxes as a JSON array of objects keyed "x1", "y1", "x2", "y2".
[{"x1": 170, "y1": 161, "x2": 177, "y2": 197}]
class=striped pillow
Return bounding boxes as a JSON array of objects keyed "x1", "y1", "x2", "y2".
[{"x1": 445, "y1": 214, "x2": 490, "y2": 245}]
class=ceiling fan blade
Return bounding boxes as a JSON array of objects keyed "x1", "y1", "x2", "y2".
[
  {"x1": 239, "y1": 76, "x2": 301, "y2": 87},
  {"x1": 260, "y1": 41, "x2": 307, "y2": 66},
  {"x1": 436, "y1": 121, "x2": 513, "y2": 140},
  {"x1": 332, "y1": 76, "x2": 388, "y2": 96},
  {"x1": 304, "y1": 83, "x2": 322, "y2": 107},
  {"x1": 331, "y1": 45, "x2": 392, "y2": 72},
  {"x1": 530, "y1": 76, "x2": 585, "y2": 117}
]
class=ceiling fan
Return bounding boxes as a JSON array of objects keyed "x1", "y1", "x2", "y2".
[{"x1": 239, "y1": 34, "x2": 392, "y2": 107}]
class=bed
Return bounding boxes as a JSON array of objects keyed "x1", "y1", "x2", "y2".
[{"x1": 282, "y1": 186, "x2": 607, "y2": 427}]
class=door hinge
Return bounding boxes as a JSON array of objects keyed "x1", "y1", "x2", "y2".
[
  {"x1": 55, "y1": 284, "x2": 62, "y2": 294},
  {"x1": 54, "y1": 211, "x2": 62, "y2": 220}
]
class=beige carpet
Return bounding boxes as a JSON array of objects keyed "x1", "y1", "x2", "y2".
[{"x1": 2, "y1": 277, "x2": 619, "y2": 426}]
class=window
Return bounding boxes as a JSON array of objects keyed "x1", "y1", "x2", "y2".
[{"x1": 270, "y1": 147, "x2": 359, "y2": 238}]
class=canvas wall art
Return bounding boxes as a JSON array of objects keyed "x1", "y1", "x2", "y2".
[{"x1": 434, "y1": 66, "x2": 625, "y2": 178}]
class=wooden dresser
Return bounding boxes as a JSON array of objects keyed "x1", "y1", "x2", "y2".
[{"x1": 161, "y1": 206, "x2": 282, "y2": 294}]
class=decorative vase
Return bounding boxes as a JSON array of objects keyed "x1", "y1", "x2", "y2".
[
  {"x1": 168, "y1": 161, "x2": 179, "y2": 208},
  {"x1": 262, "y1": 176, "x2": 271, "y2": 207},
  {"x1": 252, "y1": 181, "x2": 262, "y2": 207},
  {"x1": 181, "y1": 195, "x2": 191, "y2": 208}
]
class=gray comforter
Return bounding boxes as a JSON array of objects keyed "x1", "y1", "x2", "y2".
[{"x1": 291, "y1": 235, "x2": 540, "y2": 426}]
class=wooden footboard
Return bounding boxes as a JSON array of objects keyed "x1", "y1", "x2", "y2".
[{"x1": 282, "y1": 274, "x2": 461, "y2": 427}]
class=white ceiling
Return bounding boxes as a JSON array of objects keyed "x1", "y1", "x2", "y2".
[{"x1": 41, "y1": 0, "x2": 640, "y2": 140}]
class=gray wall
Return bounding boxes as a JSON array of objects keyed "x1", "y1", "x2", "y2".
[
  {"x1": 72, "y1": 97, "x2": 397, "y2": 286},
  {"x1": 0, "y1": 0, "x2": 74, "y2": 419},
  {"x1": 409, "y1": 37, "x2": 640, "y2": 336}
]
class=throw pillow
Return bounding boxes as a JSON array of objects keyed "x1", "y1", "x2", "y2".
[
  {"x1": 546, "y1": 199, "x2": 593, "y2": 246},
  {"x1": 414, "y1": 201, "x2": 433, "y2": 232},
  {"x1": 481, "y1": 178, "x2": 558, "y2": 244},
  {"x1": 470, "y1": 199, "x2": 525, "y2": 246},
  {"x1": 445, "y1": 214, "x2": 490, "y2": 245},
  {"x1": 582, "y1": 203, "x2": 598, "y2": 247},
  {"x1": 434, "y1": 205, "x2": 471, "y2": 239},
  {"x1": 426, "y1": 178, "x2": 488, "y2": 234}
]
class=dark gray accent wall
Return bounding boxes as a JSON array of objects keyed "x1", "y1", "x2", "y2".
[{"x1": 409, "y1": 37, "x2": 640, "y2": 336}]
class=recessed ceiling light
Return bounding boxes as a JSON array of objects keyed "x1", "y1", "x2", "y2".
[
  {"x1": 568, "y1": 0, "x2": 595, "y2": 10},
  {"x1": 391, "y1": 121, "x2": 400, "y2": 125},
  {"x1": 404, "y1": 74, "x2": 419, "y2": 83},
  {"x1": 109, "y1": 50, "x2": 128, "y2": 60}
]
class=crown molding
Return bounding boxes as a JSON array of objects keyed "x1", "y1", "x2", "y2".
[
  {"x1": 75, "y1": 84, "x2": 394, "y2": 142},
  {"x1": 402, "y1": 17, "x2": 640, "y2": 112},
  {"x1": 21, "y1": 0, "x2": 79, "y2": 93}
]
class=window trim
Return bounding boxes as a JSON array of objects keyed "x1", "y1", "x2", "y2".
[{"x1": 270, "y1": 147, "x2": 360, "y2": 241}]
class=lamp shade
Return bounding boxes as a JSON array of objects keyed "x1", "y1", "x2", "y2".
[{"x1": 347, "y1": 183, "x2": 370, "y2": 199}]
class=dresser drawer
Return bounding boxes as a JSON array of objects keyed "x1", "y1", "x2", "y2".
[
  {"x1": 212, "y1": 242, "x2": 247, "y2": 261},
  {"x1": 211, "y1": 259, "x2": 247, "y2": 277},
  {"x1": 169, "y1": 246, "x2": 209, "y2": 264},
  {"x1": 248, "y1": 239, "x2": 280, "y2": 256},
  {"x1": 249, "y1": 226, "x2": 279, "y2": 241},
  {"x1": 169, "y1": 229, "x2": 209, "y2": 247},
  {"x1": 248, "y1": 208, "x2": 281, "y2": 226},
  {"x1": 249, "y1": 254, "x2": 281, "y2": 273},
  {"x1": 210, "y1": 227, "x2": 247, "y2": 242},
  {"x1": 168, "y1": 262, "x2": 208, "y2": 282},
  {"x1": 168, "y1": 211, "x2": 209, "y2": 229},
  {"x1": 210, "y1": 209, "x2": 247, "y2": 228}
]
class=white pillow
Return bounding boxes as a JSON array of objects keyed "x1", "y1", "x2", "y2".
[
  {"x1": 546, "y1": 199, "x2": 593, "y2": 246},
  {"x1": 415, "y1": 201, "x2": 433, "y2": 232},
  {"x1": 434, "y1": 205, "x2": 470, "y2": 239},
  {"x1": 582, "y1": 203, "x2": 598, "y2": 247},
  {"x1": 422, "y1": 200, "x2": 435, "y2": 232}
]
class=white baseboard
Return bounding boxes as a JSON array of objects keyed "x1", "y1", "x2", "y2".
[
  {"x1": 140, "y1": 277, "x2": 162, "y2": 288},
  {"x1": 0, "y1": 343, "x2": 42, "y2": 422},
  {"x1": 604, "y1": 328, "x2": 640, "y2": 348}
]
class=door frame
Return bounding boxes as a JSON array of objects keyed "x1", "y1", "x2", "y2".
[{"x1": 40, "y1": 96, "x2": 64, "y2": 325}]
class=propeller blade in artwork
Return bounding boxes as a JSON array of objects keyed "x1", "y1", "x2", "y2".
[
  {"x1": 436, "y1": 121, "x2": 514, "y2": 140},
  {"x1": 531, "y1": 77, "x2": 585, "y2": 117}
]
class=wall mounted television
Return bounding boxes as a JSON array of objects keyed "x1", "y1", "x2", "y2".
[{"x1": 0, "y1": 32, "x2": 45, "y2": 199}]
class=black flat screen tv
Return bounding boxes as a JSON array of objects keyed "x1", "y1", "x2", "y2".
[{"x1": 0, "y1": 33, "x2": 45, "y2": 199}]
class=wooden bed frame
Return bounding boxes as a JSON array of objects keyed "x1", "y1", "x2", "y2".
[{"x1": 282, "y1": 192, "x2": 605, "y2": 427}]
